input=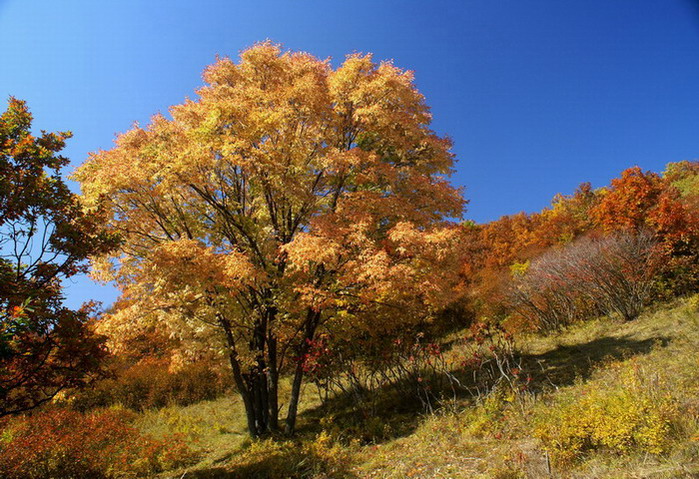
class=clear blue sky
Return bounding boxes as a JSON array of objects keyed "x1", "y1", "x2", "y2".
[{"x1": 2, "y1": 0, "x2": 699, "y2": 308}]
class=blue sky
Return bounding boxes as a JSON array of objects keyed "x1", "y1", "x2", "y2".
[{"x1": 2, "y1": 0, "x2": 699, "y2": 308}]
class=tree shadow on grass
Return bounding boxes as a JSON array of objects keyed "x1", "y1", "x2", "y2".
[
  {"x1": 294, "y1": 375, "x2": 445, "y2": 444},
  {"x1": 297, "y1": 333, "x2": 671, "y2": 444},
  {"x1": 184, "y1": 333, "x2": 670, "y2": 478},
  {"x1": 180, "y1": 445, "x2": 360, "y2": 479},
  {"x1": 520, "y1": 334, "x2": 670, "y2": 388}
]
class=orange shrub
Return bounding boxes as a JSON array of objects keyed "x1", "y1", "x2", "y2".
[
  {"x1": 0, "y1": 407, "x2": 197, "y2": 478},
  {"x1": 71, "y1": 359, "x2": 232, "y2": 411}
]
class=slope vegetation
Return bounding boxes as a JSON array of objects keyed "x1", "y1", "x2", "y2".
[{"x1": 141, "y1": 296, "x2": 699, "y2": 478}]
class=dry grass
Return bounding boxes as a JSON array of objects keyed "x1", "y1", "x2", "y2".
[{"x1": 138, "y1": 295, "x2": 699, "y2": 478}]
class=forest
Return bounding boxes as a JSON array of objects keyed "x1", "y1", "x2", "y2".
[{"x1": 1, "y1": 42, "x2": 699, "y2": 478}]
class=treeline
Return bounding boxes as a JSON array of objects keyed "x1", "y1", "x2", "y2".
[
  {"x1": 274, "y1": 161, "x2": 699, "y2": 424},
  {"x1": 460, "y1": 163, "x2": 699, "y2": 331}
]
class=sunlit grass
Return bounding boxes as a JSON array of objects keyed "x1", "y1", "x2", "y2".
[{"x1": 138, "y1": 295, "x2": 699, "y2": 478}]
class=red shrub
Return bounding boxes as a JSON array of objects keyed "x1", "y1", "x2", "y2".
[{"x1": 0, "y1": 407, "x2": 197, "y2": 478}]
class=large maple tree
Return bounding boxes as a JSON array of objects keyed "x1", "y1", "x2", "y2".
[{"x1": 76, "y1": 42, "x2": 466, "y2": 436}]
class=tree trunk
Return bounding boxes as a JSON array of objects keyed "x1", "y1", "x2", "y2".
[
  {"x1": 219, "y1": 314, "x2": 259, "y2": 436},
  {"x1": 221, "y1": 306, "x2": 322, "y2": 437},
  {"x1": 284, "y1": 308, "x2": 320, "y2": 435},
  {"x1": 285, "y1": 360, "x2": 305, "y2": 435},
  {"x1": 219, "y1": 313, "x2": 277, "y2": 437},
  {"x1": 244, "y1": 368, "x2": 273, "y2": 437},
  {"x1": 267, "y1": 332, "x2": 279, "y2": 431}
]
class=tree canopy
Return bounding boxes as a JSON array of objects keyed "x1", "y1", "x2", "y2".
[
  {"x1": 76, "y1": 42, "x2": 466, "y2": 436},
  {"x1": 0, "y1": 98, "x2": 118, "y2": 416}
]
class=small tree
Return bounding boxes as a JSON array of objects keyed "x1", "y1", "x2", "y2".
[
  {"x1": 569, "y1": 231, "x2": 660, "y2": 321},
  {"x1": 75, "y1": 43, "x2": 465, "y2": 437},
  {"x1": 509, "y1": 257, "x2": 587, "y2": 331},
  {"x1": 0, "y1": 98, "x2": 118, "y2": 416},
  {"x1": 511, "y1": 231, "x2": 660, "y2": 329}
]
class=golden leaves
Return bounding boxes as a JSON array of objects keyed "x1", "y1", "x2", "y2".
[{"x1": 77, "y1": 42, "x2": 466, "y2": 364}]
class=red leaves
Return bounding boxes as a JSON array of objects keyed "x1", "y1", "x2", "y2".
[
  {"x1": 0, "y1": 98, "x2": 118, "y2": 417},
  {"x1": 299, "y1": 335, "x2": 333, "y2": 377},
  {"x1": 593, "y1": 167, "x2": 664, "y2": 232},
  {"x1": 0, "y1": 407, "x2": 197, "y2": 478},
  {"x1": 468, "y1": 163, "x2": 699, "y2": 327},
  {"x1": 591, "y1": 166, "x2": 697, "y2": 251}
]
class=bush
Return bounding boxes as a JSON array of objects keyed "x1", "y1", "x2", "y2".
[
  {"x1": 302, "y1": 331, "x2": 459, "y2": 417},
  {"x1": 0, "y1": 407, "x2": 197, "y2": 478},
  {"x1": 71, "y1": 359, "x2": 231, "y2": 411},
  {"x1": 535, "y1": 363, "x2": 677, "y2": 464},
  {"x1": 510, "y1": 231, "x2": 661, "y2": 330}
]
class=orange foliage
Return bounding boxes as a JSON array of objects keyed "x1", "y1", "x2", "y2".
[
  {"x1": 71, "y1": 358, "x2": 231, "y2": 412},
  {"x1": 75, "y1": 42, "x2": 466, "y2": 436},
  {"x1": 0, "y1": 408, "x2": 196, "y2": 478},
  {"x1": 593, "y1": 167, "x2": 666, "y2": 231},
  {"x1": 469, "y1": 164, "x2": 699, "y2": 327},
  {"x1": 591, "y1": 166, "x2": 697, "y2": 247}
]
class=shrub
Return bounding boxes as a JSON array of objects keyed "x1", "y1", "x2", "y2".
[
  {"x1": 0, "y1": 407, "x2": 197, "y2": 478},
  {"x1": 71, "y1": 359, "x2": 231, "y2": 411},
  {"x1": 300, "y1": 321, "x2": 526, "y2": 437},
  {"x1": 302, "y1": 331, "x2": 460, "y2": 417},
  {"x1": 510, "y1": 231, "x2": 661, "y2": 330},
  {"x1": 458, "y1": 321, "x2": 526, "y2": 398},
  {"x1": 535, "y1": 364, "x2": 677, "y2": 465}
]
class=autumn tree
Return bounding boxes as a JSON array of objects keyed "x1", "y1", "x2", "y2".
[
  {"x1": 511, "y1": 231, "x2": 660, "y2": 328},
  {"x1": 0, "y1": 98, "x2": 118, "y2": 416},
  {"x1": 592, "y1": 166, "x2": 697, "y2": 247},
  {"x1": 592, "y1": 166, "x2": 699, "y2": 293},
  {"x1": 663, "y1": 160, "x2": 699, "y2": 199},
  {"x1": 76, "y1": 43, "x2": 466, "y2": 437},
  {"x1": 468, "y1": 186, "x2": 598, "y2": 322},
  {"x1": 474, "y1": 165, "x2": 699, "y2": 325},
  {"x1": 533, "y1": 182, "x2": 598, "y2": 246}
]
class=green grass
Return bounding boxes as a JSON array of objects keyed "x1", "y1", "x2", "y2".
[
  {"x1": 140, "y1": 295, "x2": 699, "y2": 478},
  {"x1": 136, "y1": 397, "x2": 249, "y2": 470}
]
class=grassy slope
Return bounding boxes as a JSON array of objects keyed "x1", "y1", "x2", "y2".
[{"x1": 141, "y1": 297, "x2": 699, "y2": 479}]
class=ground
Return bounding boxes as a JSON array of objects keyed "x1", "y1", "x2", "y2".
[{"x1": 136, "y1": 296, "x2": 699, "y2": 478}]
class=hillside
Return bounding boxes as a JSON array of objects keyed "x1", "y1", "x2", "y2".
[
  {"x1": 135, "y1": 296, "x2": 699, "y2": 479},
  {"x1": 2, "y1": 47, "x2": 699, "y2": 479}
]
